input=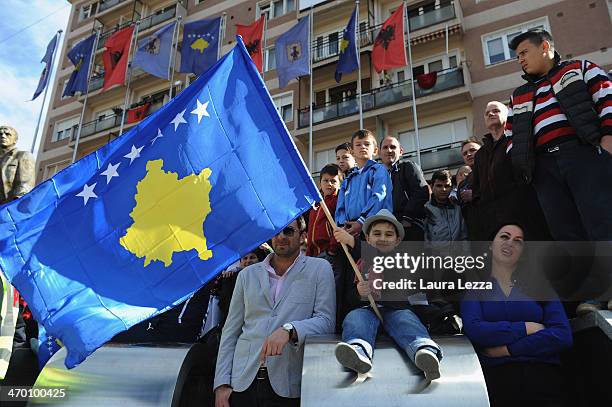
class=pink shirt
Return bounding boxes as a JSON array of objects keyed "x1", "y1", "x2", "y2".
[{"x1": 262, "y1": 252, "x2": 303, "y2": 303}]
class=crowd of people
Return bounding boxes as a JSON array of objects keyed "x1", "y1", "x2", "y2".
[
  {"x1": 209, "y1": 29, "x2": 611, "y2": 407},
  {"x1": 2, "y1": 28, "x2": 609, "y2": 407}
]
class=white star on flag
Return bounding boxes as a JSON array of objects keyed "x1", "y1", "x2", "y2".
[
  {"x1": 100, "y1": 162, "x2": 120, "y2": 184},
  {"x1": 191, "y1": 99, "x2": 210, "y2": 124},
  {"x1": 124, "y1": 145, "x2": 143, "y2": 165},
  {"x1": 151, "y1": 128, "x2": 164, "y2": 145},
  {"x1": 76, "y1": 183, "x2": 98, "y2": 205},
  {"x1": 170, "y1": 110, "x2": 187, "y2": 131}
]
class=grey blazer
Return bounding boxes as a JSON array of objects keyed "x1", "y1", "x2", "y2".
[{"x1": 214, "y1": 255, "x2": 335, "y2": 398}]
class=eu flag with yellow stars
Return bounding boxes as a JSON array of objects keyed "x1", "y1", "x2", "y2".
[{"x1": 0, "y1": 37, "x2": 321, "y2": 368}]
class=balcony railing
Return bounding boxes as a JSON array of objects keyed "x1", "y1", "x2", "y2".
[
  {"x1": 408, "y1": 2, "x2": 456, "y2": 32},
  {"x1": 402, "y1": 142, "x2": 463, "y2": 172},
  {"x1": 98, "y1": 0, "x2": 128, "y2": 13},
  {"x1": 298, "y1": 67, "x2": 464, "y2": 128},
  {"x1": 311, "y1": 1, "x2": 457, "y2": 63},
  {"x1": 138, "y1": 7, "x2": 176, "y2": 32},
  {"x1": 88, "y1": 74, "x2": 104, "y2": 92},
  {"x1": 96, "y1": 5, "x2": 177, "y2": 49}
]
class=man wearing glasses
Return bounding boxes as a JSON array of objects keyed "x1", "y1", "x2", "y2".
[{"x1": 214, "y1": 216, "x2": 336, "y2": 407}]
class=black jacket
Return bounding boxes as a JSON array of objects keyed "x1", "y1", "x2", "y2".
[{"x1": 388, "y1": 160, "x2": 429, "y2": 223}]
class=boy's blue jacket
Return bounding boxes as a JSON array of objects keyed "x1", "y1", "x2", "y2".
[{"x1": 335, "y1": 160, "x2": 393, "y2": 225}]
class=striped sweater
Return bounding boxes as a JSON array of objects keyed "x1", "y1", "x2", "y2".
[{"x1": 505, "y1": 60, "x2": 612, "y2": 153}]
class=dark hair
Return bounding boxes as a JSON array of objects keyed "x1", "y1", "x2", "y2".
[
  {"x1": 488, "y1": 221, "x2": 528, "y2": 242},
  {"x1": 379, "y1": 135, "x2": 400, "y2": 149},
  {"x1": 431, "y1": 169, "x2": 452, "y2": 184},
  {"x1": 320, "y1": 163, "x2": 344, "y2": 182},
  {"x1": 335, "y1": 142, "x2": 352, "y2": 154},
  {"x1": 509, "y1": 29, "x2": 554, "y2": 51},
  {"x1": 351, "y1": 129, "x2": 376, "y2": 144},
  {"x1": 248, "y1": 246, "x2": 271, "y2": 262},
  {"x1": 461, "y1": 136, "x2": 482, "y2": 149},
  {"x1": 295, "y1": 215, "x2": 307, "y2": 233}
]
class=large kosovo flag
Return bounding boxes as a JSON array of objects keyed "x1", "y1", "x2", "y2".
[{"x1": 0, "y1": 37, "x2": 320, "y2": 368}]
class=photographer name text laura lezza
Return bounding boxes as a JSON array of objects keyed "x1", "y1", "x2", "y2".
[{"x1": 371, "y1": 278, "x2": 493, "y2": 291}]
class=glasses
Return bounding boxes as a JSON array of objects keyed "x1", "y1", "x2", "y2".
[{"x1": 279, "y1": 226, "x2": 298, "y2": 237}]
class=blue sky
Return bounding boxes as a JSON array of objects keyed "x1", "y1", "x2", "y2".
[{"x1": 0, "y1": 0, "x2": 71, "y2": 155}]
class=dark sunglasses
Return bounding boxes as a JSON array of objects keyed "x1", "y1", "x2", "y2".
[{"x1": 279, "y1": 226, "x2": 298, "y2": 237}]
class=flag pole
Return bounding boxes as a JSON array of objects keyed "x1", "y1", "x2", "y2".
[
  {"x1": 403, "y1": 0, "x2": 422, "y2": 167},
  {"x1": 119, "y1": 21, "x2": 141, "y2": 136},
  {"x1": 219, "y1": 12, "x2": 227, "y2": 60},
  {"x1": 262, "y1": 12, "x2": 268, "y2": 81},
  {"x1": 168, "y1": 16, "x2": 182, "y2": 99},
  {"x1": 72, "y1": 28, "x2": 101, "y2": 164},
  {"x1": 31, "y1": 30, "x2": 63, "y2": 154},
  {"x1": 308, "y1": 7, "x2": 314, "y2": 172},
  {"x1": 355, "y1": 1, "x2": 363, "y2": 129},
  {"x1": 318, "y1": 199, "x2": 383, "y2": 322}
]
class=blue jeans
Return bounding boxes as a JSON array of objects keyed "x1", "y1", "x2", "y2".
[{"x1": 341, "y1": 307, "x2": 442, "y2": 362}]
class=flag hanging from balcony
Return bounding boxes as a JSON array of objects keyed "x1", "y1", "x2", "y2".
[
  {"x1": 63, "y1": 34, "x2": 97, "y2": 97},
  {"x1": 236, "y1": 16, "x2": 265, "y2": 73},
  {"x1": 275, "y1": 15, "x2": 310, "y2": 88},
  {"x1": 0, "y1": 36, "x2": 320, "y2": 369},
  {"x1": 372, "y1": 3, "x2": 407, "y2": 73},
  {"x1": 133, "y1": 21, "x2": 176, "y2": 80},
  {"x1": 335, "y1": 7, "x2": 359, "y2": 83},
  {"x1": 180, "y1": 17, "x2": 222, "y2": 76},
  {"x1": 103, "y1": 25, "x2": 135, "y2": 91},
  {"x1": 127, "y1": 102, "x2": 151, "y2": 123},
  {"x1": 32, "y1": 32, "x2": 59, "y2": 100}
]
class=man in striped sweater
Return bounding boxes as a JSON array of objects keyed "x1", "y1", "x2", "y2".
[{"x1": 505, "y1": 29, "x2": 612, "y2": 311}]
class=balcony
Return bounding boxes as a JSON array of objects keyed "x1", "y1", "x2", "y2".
[
  {"x1": 298, "y1": 67, "x2": 465, "y2": 128},
  {"x1": 96, "y1": 5, "x2": 177, "y2": 50},
  {"x1": 312, "y1": 25, "x2": 376, "y2": 63},
  {"x1": 402, "y1": 142, "x2": 463, "y2": 173},
  {"x1": 98, "y1": 0, "x2": 129, "y2": 13},
  {"x1": 408, "y1": 2, "x2": 456, "y2": 32},
  {"x1": 72, "y1": 95, "x2": 166, "y2": 142}
]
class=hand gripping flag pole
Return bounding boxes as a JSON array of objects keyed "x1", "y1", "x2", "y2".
[{"x1": 318, "y1": 199, "x2": 384, "y2": 322}]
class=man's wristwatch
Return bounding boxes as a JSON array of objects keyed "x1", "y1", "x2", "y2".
[{"x1": 282, "y1": 323, "x2": 294, "y2": 338}]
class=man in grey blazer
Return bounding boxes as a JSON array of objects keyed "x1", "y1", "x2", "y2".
[{"x1": 214, "y1": 216, "x2": 336, "y2": 407}]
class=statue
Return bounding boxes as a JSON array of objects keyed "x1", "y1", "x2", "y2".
[{"x1": 0, "y1": 125, "x2": 35, "y2": 205}]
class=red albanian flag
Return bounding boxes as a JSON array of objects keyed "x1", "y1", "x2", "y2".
[
  {"x1": 372, "y1": 4, "x2": 407, "y2": 73},
  {"x1": 236, "y1": 16, "x2": 265, "y2": 73},
  {"x1": 103, "y1": 25, "x2": 135, "y2": 90}
]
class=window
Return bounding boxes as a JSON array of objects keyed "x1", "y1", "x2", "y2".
[
  {"x1": 481, "y1": 17, "x2": 549, "y2": 65},
  {"x1": 272, "y1": 0, "x2": 295, "y2": 18},
  {"x1": 272, "y1": 92, "x2": 293, "y2": 122},
  {"x1": 260, "y1": 0, "x2": 295, "y2": 20},
  {"x1": 398, "y1": 118, "x2": 468, "y2": 152},
  {"x1": 53, "y1": 116, "x2": 80, "y2": 142},
  {"x1": 315, "y1": 147, "x2": 335, "y2": 174},
  {"x1": 394, "y1": 51, "x2": 459, "y2": 82},
  {"x1": 79, "y1": 3, "x2": 96, "y2": 21},
  {"x1": 264, "y1": 47, "x2": 276, "y2": 72},
  {"x1": 44, "y1": 160, "x2": 71, "y2": 180}
]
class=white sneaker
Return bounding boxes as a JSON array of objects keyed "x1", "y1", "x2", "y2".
[
  {"x1": 415, "y1": 348, "x2": 441, "y2": 381},
  {"x1": 335, "y1": 342, "x2": 372, "y2": 374}
]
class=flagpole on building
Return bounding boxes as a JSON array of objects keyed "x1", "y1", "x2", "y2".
[
  {"x1": 31, "y1": 30, "x2": 63, "y2": 154},
  {"x1": 72, "y1": 28, "x2": 101, "y2": 164},
  {"x1": 355, "y1": 1, "x2": 363, "y2": 129},
  {"x1": 262, "y1": 12, "x2": 268, "y2": 81},
  {"x1": 168, "y1": 16, "x2": 182, "y2": 99},
  {"x1": 308, "y1": 7, "x2": 314, "y2": 172},
  {"x1": 119, "y1": 21, "x2": 141, "y2": 136},
  {"x1": 403, "y1": 0, "x2": 422, "y2": 167}
]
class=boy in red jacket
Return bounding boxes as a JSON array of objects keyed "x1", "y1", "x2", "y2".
[{"x1": 306, "y1": 164, "x2": 343, "y2": 257}]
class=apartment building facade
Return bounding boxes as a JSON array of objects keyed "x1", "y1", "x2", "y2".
[{"x1": 35, "y1": 0, "x2": 612, "y2": 182}]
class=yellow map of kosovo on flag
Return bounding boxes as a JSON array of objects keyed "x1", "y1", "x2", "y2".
[{"x1": 120, "y1": 159, "x2": 213, "y2": 266}]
